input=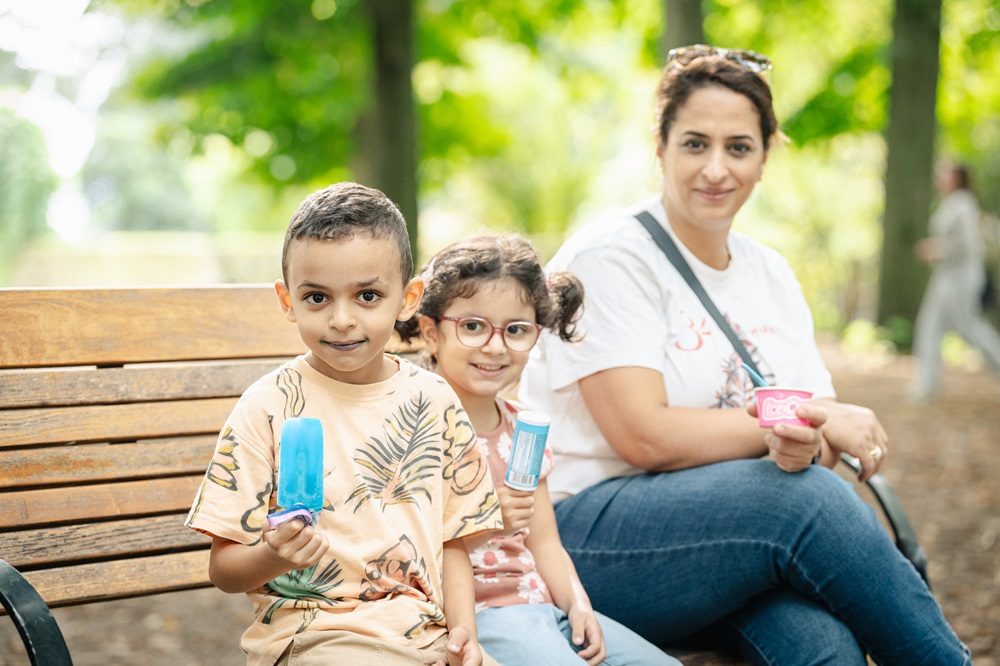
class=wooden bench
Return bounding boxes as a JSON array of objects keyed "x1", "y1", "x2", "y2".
[{"x1": 0, "y1": 285, "x2": 926, "y2": 666}]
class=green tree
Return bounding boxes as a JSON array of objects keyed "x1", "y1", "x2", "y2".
[{"x1": 0, "y1": 109, "x2": 57, "y2": 281}]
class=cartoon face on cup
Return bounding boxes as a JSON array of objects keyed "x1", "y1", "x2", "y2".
[{"x1": 753, "y1": 387, "x2": 813, "y2": 428}]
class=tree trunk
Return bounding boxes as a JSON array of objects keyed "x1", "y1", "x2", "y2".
[
  {"x1": 877, "y1": 0, "x2": 941, "y2": 331},
  {"x1": 370, "y1": 0, "x2": 419, "y2": 260},
  {"x1": 663, "y1": 0, "x2": 704, "y2": 59}
]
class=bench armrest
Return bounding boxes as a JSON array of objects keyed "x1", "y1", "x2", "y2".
[
  {"x1": 0, "y1": 559, "x2": 72, "y2": 665},
  {"x1": 838, "y1": 454, "x2": 930, "y2": 587}
]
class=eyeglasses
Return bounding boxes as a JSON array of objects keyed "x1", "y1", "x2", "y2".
[
  {"x1": 436, "y1": 316, "x2": 542, "y2": 352},
  {"x1": 666, "y1": 44, "x2": 772, "y2": 74}
]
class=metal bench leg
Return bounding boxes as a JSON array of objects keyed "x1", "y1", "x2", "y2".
[
  {"x1": 0, "y1": 559, "x2": 72, "y2": 666},
  {"x1": 839, "y1": 454, "x2": 930, "y2": 587}
]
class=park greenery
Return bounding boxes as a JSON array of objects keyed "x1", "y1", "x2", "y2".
[{"x1": 2, "y1": 0, "x2": 998, "y2": 343}]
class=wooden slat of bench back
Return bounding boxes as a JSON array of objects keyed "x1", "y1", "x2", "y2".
[
  {"x1": 1, "y1": 514, "x2": 206, "y2": 570},
  {"x1": 0, "y1": 436, "x2": 215, "y2": 489},
  {"x1": 0, "y1": 286, "x2": 304, "y2": 369},
  {"x1": 22, "y1": 550, "x2": 211, "y2": 608}
]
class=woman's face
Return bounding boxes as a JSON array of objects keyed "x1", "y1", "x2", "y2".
[{"x1": 658, "y1": 85, "x2": 767, "y2": 237}]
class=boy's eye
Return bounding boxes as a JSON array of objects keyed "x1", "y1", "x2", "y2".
[
  {"x1": 305, "y1": 293, "x2": 327, "y2": 305},
  {"x1": 358, "y1": 291, "x2": 380, "y2": 304}
]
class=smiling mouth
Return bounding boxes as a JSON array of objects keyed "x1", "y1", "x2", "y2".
[
  {"x1": 323, "y1": 340, "x2": 365, "y2": 351},
  {"x1": 698, "y1": 189, "x2": 732, "y2": 199},
  {"x1": 471, "y1": 362, "x2": 507, "y2": 373}
]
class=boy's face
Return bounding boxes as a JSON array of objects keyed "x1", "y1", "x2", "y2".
[{"x1": 275, "y1": 234, "x2": 423, "y2": 384}]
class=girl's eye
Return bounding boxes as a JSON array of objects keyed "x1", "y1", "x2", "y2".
[
  {"x1": 358, "y1": 291, "x2": 380, "y2": 304},
  {"x1": 506, "y1": 323, "x2": 529, "y2": 336},
  {"x1": 461, "y1": 319, "x2": 485, "y2": 332},
  {"x1": 305, "y1": 293, "x2": 327, "y2": 305}
]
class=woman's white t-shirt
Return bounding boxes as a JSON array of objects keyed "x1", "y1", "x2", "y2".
[{"x1": 519, "y1": 198, "x2": 835, "y2": 501}]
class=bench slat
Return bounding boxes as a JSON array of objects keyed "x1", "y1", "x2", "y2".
[
  {"x1": 22, "y1": 550, "x2": 211, "y2": 608},
  {"x1": 0, "y1": 360, "x2": 285, "y2": 409},
  {"x1": 0, "y1": 287, "x2": 303, "y2": 369},
  {"x1": 0, "y1": 476, "x2": 204, "y2": 529},
  {"x1": 0, "y1": 397, "x2": 235, "y2": 448},
  {"x1": 0, "y1": 436, "x2": 215, "y2": 489},
  {"x1": 0, "y1": 514, "x2": 207, "y2": 569}
]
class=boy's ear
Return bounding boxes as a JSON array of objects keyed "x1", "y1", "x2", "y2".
[
  {"x1": 274, "y1": 280, "x2": 296, "y2": 322},
  {"x1": 397, "y1": 277, "x2": 425, "y2": 321}
]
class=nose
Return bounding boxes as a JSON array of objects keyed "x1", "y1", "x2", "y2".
[
  {"x1": 327, "y1": 302, "x2": 356, "y2": 331},
  {"x1": 702, "y1": 148, "x2": 729, "y2": 182},
  {"x1": 480, "y1": 327, "x2": 507, "y2": 354}
]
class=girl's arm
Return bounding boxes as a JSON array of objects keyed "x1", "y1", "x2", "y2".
[
  {"x1": 208, "y1": 518, "x2": 330, "y2": 593},
  {"x1": 579, "y1": 366, "x2": 768, "y2": 471},
  {"x1": 525, "y1": 480, "x2": 606, "y2": 666},
  {"x1": 442, "y1": 538, "x2": 482, "y2": 666}
]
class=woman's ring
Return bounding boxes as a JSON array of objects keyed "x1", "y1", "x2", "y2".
[{"x1": 869, "y1": 446, "x2": 883, "y2": 461}]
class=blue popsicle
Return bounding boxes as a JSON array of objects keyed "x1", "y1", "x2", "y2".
[{"x1": 267, "y1": 417, "x2": 324, "y2": 528}]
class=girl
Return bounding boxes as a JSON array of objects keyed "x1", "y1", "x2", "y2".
[{"x1": 400, "y1": 234, "x2": 679, "y2": 666}]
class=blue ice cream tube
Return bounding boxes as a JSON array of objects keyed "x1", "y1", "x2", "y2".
[
  {"x1": 504, "y1": 411, "x2": 551, "y2": 491},
  {"x1": 267, "y1": 417, "x2": 325, "y2": 529}
]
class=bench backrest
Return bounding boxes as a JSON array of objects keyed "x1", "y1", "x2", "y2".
[{"x1": 0, "y1": 286, "x2": 306, "y2": 608}]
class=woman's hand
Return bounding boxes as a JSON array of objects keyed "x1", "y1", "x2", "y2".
[
  {"x1": 747, "y1": 401, "x2": 828, "y2": 473},
  {"x1": 815, "y1": 399, "x2": 888, "y2": 482},
  {"x1": 567, "y1": 605, "x2": 606, "y2": 665},
  {"x1": 497, "y1": 485, "x2": 535, "y2": 532}
]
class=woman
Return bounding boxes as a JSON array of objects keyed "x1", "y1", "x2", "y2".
[
  {"x1": 519, "y1": 46, "x2": 970, "y2": 664},
  {"x1": 912, "y1": 160, "x2": 1000, "y2": 401}
]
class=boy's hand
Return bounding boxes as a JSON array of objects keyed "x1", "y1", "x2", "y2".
[
  {"x1": 445, "y1": 625, "x2": 482, "y2": 666},
  {"x1": 262, "y1": 517, "x2": 329, "y2": 570},
  {"x1": 497, "y1": 485, "x2": 534, "y2": 532},
  {"x1": 568, "y1": 605, "x2": 606, "y2": 665}
]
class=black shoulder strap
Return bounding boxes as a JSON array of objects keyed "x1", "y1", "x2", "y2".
[{"x1": 633, "y1": 210, "x2": 764, "y2": 380}]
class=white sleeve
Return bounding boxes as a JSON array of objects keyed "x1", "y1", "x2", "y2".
[{"x1": 546, "y1": 245, "x2": 670, "y2": 391}]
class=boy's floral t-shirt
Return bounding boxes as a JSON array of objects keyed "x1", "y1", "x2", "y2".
[
  {"x1": 185, "y1": 355, "x2": 502, "y2": 666},
  {"x1": 469, "y1": 398, "x2": 555, "y2": 610}
]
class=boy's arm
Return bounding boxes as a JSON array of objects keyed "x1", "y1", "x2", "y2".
[
  {"x1": 442, "y1": 538, "x2": 482, "y2": 666},
  {"x1": 209, "y1": 519, "x2": 330, "y2": 594},
  {"x1": 525, "y1": 480, "x2": 607, "y2": 665}
]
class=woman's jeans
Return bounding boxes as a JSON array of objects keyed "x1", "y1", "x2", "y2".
[
  {"x1": 477, "y1": 603, "x2": 680, "y2": 665},
  {"x1": 554, "y1": 460, "x2": 971, "y2": 666}
]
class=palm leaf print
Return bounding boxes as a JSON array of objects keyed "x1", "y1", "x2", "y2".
[
  {"x1": 262, "y1": 559, "x2": 345, "y2": 626},
  {"x1": 347, "y1": 393, "x2": 441, "y2": 513}
]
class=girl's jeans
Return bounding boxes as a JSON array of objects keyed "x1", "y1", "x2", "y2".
[
  {"x1": 477, "y1": 603, "x2": 681, "y2": 665},
  {"x1": 554, "y1": 460, "x2": 971, "y2": 666}
]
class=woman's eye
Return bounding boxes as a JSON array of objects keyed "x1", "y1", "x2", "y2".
[
  {"x1": 682, "y1": 139, "x2": 705, "y2": 150},
  {"x1": 306, "y1": 293, "x2": 326, "y2": 305},
  {"x1": 729, "y1": 143, "x2": 752, "y2": 154},
  {"x1": 358, "y1": 291, "x2": 380, "y2": 304}
]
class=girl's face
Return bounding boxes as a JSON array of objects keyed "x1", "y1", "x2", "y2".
[
  {"x1": 419, "y1": 276, "x2": 536, "y2": 409},
  {"x1": 658, "y1": 85, "x2": 767, "y2": 238}
]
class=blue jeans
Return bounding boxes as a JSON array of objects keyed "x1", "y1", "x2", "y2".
[
  {"x1": 554, "y1": 460, "x2": 971, "y2": 666},
  {"x1": 477, "y1": 603, "x2": 680, "y2": 665}
]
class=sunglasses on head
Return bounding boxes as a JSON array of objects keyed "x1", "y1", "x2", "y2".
[{"x1": 666, "y1": 44, "x2": 772, "y2": 74}]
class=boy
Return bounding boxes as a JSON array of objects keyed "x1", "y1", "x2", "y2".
[{"x1": 186, "y1": 182, "x2": 503, "y2": 666}]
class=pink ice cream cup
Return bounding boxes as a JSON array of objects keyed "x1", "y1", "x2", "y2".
[{"x1": 754, "y1": 387, "x2": 813, "y2": 428}]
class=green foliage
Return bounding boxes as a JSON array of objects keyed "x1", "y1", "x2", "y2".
[{"x1": 0, "y1": 109, "x2": 57, "y2": 279}]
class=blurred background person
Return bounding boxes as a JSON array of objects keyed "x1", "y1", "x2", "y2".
[{"x1": 912, "y1": 160, "x2": 1000, "y2": 401}]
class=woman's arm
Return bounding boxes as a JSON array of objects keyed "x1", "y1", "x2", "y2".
[
  {"x1": 526, "y1": 481, "x2": 606, "y2": 666},
  {"x1": 578, "y1": 366, "x2": 768, "y2": 470},
  {"x1": 208, "y1": 518, "x2": 330, "y2": 593},
  {"x1": 442, "y1": 538, "x2": 482, "y2": 666}
]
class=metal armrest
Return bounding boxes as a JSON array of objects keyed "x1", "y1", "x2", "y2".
[
  {"x1": 0, "y1": 559, "x2": 72, "y2": 666},
  {"x1": 839, "y1": 453, "x2": 930, "y2": 587}
]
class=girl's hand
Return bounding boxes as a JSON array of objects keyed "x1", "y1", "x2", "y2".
[
  {"x1": 497, "y1": 485, "x2": 535, "y2": 532},
  {"x1": 262, "y1": 517, "x2": 329, "y2": 570},
  {"x1": 567, "y1": 605, "x2": 606, "y2": 665},
  {"x1": 748, "y1": 401, "x2": 828, "y2": 473},
  {"x1": 816, "y1": 400, "x2": 888, "y2": 482},
  {"x1": 446, "y1": 625, "x2": 482, "y2": 666}
]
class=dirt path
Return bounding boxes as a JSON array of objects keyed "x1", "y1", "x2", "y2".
[{"x1": 2, "y1": 347, "x2": 997, "y2": 665}]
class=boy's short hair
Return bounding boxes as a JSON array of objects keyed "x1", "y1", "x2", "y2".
[{"x1": 281, "y1": 182, "x2": 413, "y2": 283}]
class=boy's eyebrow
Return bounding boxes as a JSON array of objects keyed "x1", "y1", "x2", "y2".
[{"x1": 295, "y1": 277, "x2": 389, "y2": 291}]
